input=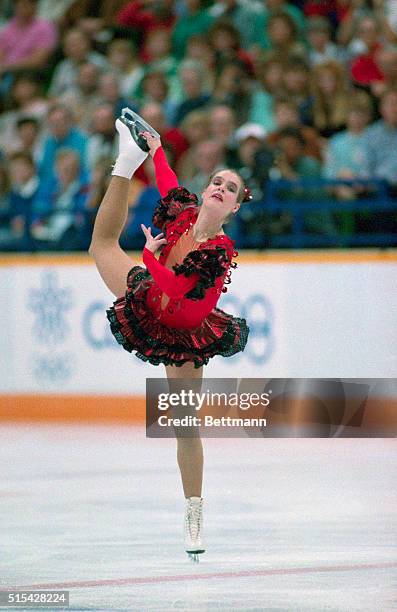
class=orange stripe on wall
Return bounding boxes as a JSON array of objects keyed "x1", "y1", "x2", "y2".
[
  {"x1": 0, "y1": 395, "x2": 146, "y2": 423},
  {"x1": 0, "y1": 395, "x2": 395, "y2": 429},
  {"x1": 0, "y1": 249, "x2": 396, "y2": 266}
]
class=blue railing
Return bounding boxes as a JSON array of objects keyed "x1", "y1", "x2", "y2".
[
  {"x1": 0, "y1": 178, "x2": 396, "y2": 252},
  {"x1": 237, "y1": 178, "x2": 396, "y2": 249}
]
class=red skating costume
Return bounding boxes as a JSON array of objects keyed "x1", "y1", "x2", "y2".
[{"x1": 107, "y1": 147, "x2": 249, "y2": 368}]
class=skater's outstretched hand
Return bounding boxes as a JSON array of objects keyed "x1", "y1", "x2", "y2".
[
  {"x1": 141, "y1": 224, "x2": 167, "y2": 253},
  {"x1": 141, "y1": 131, "x2": 161, "y2": 157}
]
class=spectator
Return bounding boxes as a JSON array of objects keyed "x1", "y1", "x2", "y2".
[
  {"x1": 350, "y1": 15, "x2": 384, "y2": 87},
  {"x1": 208, "y1": 20, "x2": 253, "y2": 73},
  {"x1": 309, "y1": 60, "x2": 350, "y2": 137},
  {"x1": 179, "y1": 109, "x2": 209, "y2": 148},
  {"x1": 59, "y1": 0, "x2": 129, "y2": 35},
  {"x1": 264, "y1": 10, "x2": 307, "y2": 61},
  {"x1": 38, "y1": 104, "x2": 89, "y2": 182},
  {"x1": 9, "y1": 116, "x2": 41, "y2": 160},
  {"x1": 85, "y1": 156, "x2": 111, "y2": 213},
  {"x1": 7, "y1": 72, "x2": 48, "y2": 118},
  {"x1": 97, "y1": 72, "x2": 136, "y2": 120},
  {"x1": 185, "y1": 34, "x2": 216, "y2": 93},
  {"x1": 183, "y1": 139, "x2": 225, "y2": 195},
  {"x1": 172, "y1": 0, "x2": 214, "y2": 59},
  {"x1": 233, "y1": 122, "x2": 275, "y2": 243},
  {"x1": 209, "y1": 104, "x2": 239, "y2": 166},
  {"x1": 6, "y1": 151, "x2": 39, "y2": 249},
  {"x1": 140, "y1": 71, "x2": 177, "y2": 126},
  {"x1": 58, "y1": 62, "x2": 102, "y2": 131},
  {"x1": 268, "y1": 98, "x2": 323, "y2": 160},
  {"x1": 306, "y1": 16, "x2": 341, "y2": 65},
  {"x1": 116, "y1": 0, "x2": 176, "y2": 41},
  {"x1": 212, "y1": 61, "x2": 252, "y2": 125},
  {"x1": 234, "y1": 122, "x2": 272, "y2": 198},
  {"x1": 106, "y1": 38, "x2": 144, "y2": 100},
  {"x1": 303, "y1": 0, "x2": 342, "y2": 25},
  {"x1": 273, "y1": 127, "x2": 336, "y2": 235},
  {"x1": 282, "y1": 58, "x2": 312, "y2": 125},
  {"x1": 143, "y1": 27, "x2": 178, "y2": 76},
  {"x1": 140, "y1": 102, "x2": 188, "y2": 162},
  {"x1": 274, "y1": 127, "x2": 322, "y2": 179},
  {"x1": 337, "y1": 0, "x2": 396, "y2": 48},
  {"x1": 249, "y1": 55, "x2": 285, "y2": 131},
  {"x1": 174, "y1": 60, "x2": 211, "y2": 125},
  {"x1": 0, "y1": 73, "x2": 48, "y2": 155},
  {"x1": 49, "y1": 28, "x2": 108, "y2": 97},
  {"x1": 87, "y1": 104, "x2": 117, "y2": 171},
  {"x1": 0, "y1": 163, "x2": 10, "y2": 220},
  {"x1": 253, "y1": 0, "x2": 306, "y2": 52},
  {"x1": 372, "y1": 46, "x2": 397, "y2": 97},
  {"x1": 323, "y1": 89, "x2": 373, "y2": 231},
  {"x1": 209, "y1": 0, "x2": 265, "y2": 50},
  {"x1": 360, "y1": 87, "x2": 397, "y2": 186},
  {"x1": 0, "y1": 0, "x2": 57, "y2": 94},
  {"x1": 324, "y1": 90, "x2": 373, "y2": 181},
  {"x1": 32, "y1": 148, "x2": 89, "y2": 250},
  {"x1": 37, "y1": 0, "x2": 76, "y2": 23},
  {"x1": 177, "y1": 109, "x2": 210, "y2": 177},
  {"x1": 381, "y1": 0, "x2": 397, "y2": 44}
]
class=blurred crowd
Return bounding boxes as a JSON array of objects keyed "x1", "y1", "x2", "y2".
[{"x1": 0, "y1": 0, "x2": 396, "y2": 251}]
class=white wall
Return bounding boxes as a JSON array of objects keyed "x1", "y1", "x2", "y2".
[{"x1": 0, "y1": 257, "x2": 396, "y2": 394}]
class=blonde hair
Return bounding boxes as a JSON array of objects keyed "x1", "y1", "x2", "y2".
[
  {"x1": 346, "y1": 89, "x2": 373, "y2": 116},
  {"x1": 311, "y1": 60, "x2": 350, "y2": 131},
  {"x1": 180, "y1": 109, "x2": 209, "y2": 138}
]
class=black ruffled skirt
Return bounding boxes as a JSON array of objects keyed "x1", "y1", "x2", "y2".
[{"x1": 106, "y1": 266, "x2": 249, "y2": 369}]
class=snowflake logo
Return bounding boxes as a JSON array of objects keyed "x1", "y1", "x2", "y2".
[
  {"x1": 32, "y1": 353, "x2": 74, "y2": 383},
  {"x1": 29, "y1": 271, "x2": 73, "y2": 346}
]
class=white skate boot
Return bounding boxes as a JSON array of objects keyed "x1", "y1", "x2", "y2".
[{"x1": 184, "y1": 496, "x2": 205, "y2": 562}]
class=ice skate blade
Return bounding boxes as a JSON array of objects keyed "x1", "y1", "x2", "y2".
[
  {"x1": 120, "y1": 107, "x2": 160, "y2": 152},
  {"x1": 187, "y1": 552, "x2": 204, "y2": 563},
  {"x1": 185, "y1": 548, "x2": 205, "y2": 554}
]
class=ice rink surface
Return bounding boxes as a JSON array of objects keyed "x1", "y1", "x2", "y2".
[{"x1": 0, "y1": 424, "x2": 395, "y2": 611}]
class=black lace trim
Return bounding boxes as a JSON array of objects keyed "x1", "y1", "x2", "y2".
[
  {"x1": 172, "y1": 247, "x2": 230, "y2": 300},
  {"x1": 152, "y1": 187, "x2": 198, "y2": 230}
]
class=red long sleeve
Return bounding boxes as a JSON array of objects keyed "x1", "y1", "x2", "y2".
[
  {"x1": 153, "y1": 147, "x2": 179, "y2": 197},
  {"x1": 143, "y1": 247, "x2": 198, "y2": 299}
]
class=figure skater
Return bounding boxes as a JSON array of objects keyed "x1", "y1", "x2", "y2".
[{"x1": 89, "y1": 111, "x2": 250, "y2": 561}]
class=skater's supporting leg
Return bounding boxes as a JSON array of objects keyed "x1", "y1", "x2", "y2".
[
  {"x1": 165, "y1": 362, "x2": 204, "y2": 498},
  {"x1": 177, "y1": 438, "x2": 203, "y2": 498}
]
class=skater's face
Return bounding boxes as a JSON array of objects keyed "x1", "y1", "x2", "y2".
[{"x1": 202, "y1": 170, "x2": 242, "y2": 216}]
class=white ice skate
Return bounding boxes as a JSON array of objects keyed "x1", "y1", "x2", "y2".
[{"x1": 184, "y1": 496, "x2": 205, "y2": 562}]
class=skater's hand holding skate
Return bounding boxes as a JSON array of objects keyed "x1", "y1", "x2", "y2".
[
  {"x1": 141, "y1": 224, "x2": 167, "y2": 253},
  {"x1": 141, "y1": 131, "x2": 161, "y2": 157}
]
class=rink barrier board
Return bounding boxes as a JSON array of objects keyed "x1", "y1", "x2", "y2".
[
  {"x1": 0, "y1": 394, "x2": 396, "y2": 424},
  {"x1": 1, "y1": 249, "x2": 396, "y2": 422}
]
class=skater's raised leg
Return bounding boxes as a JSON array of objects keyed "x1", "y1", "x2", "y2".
[{"x1": 89, "y1": 118, "x2": 148, "y2": 297}]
